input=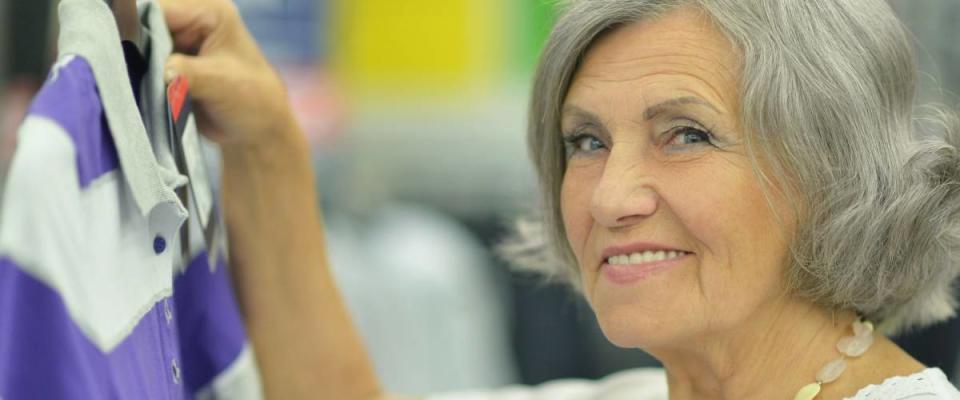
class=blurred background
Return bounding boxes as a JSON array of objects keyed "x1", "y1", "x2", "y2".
[{"x1": 1, "y1": 0, "x2": 958, "y2": 396}]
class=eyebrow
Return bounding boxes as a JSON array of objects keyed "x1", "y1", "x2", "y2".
[
  {"x1": 643, "y1": 96, "x2": 721, "y2": 120},
  {"x1": 562, "y1": 96, "x2": 721, "y2": 123}
]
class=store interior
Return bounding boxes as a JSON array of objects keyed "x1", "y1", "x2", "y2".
[{"x1": 1, "y1": 0, "x2": 958, "y2": 396}]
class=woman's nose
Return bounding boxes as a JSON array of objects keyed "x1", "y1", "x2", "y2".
[{"x1": 589, "y1": 154, "x2": 660, "y2": 228}]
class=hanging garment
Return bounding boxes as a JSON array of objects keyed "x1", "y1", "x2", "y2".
[{"x1": 0, "y1": 0, "x2": 262, "y2": 398}]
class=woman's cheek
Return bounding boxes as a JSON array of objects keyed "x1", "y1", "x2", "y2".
[{"x1": 561, "y1": 170, "x2": 597, "y2": 266}]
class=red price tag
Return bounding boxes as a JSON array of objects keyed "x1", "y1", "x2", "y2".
[{"x1": 167, "y1": 76, "x2": 189, "y2": 124}]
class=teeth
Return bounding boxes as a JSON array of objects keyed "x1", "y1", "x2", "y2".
[{"x1": 607, "y1": 250, "x2": 685, "y2": 265}]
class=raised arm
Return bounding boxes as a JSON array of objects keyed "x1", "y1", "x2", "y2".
[{"x1": 158, "y1": 0, "x2": 385, "y2": 398}]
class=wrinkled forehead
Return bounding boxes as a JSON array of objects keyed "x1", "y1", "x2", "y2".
[{"x1": 564, "y1": 6, "x2": 741, "y2": 118}]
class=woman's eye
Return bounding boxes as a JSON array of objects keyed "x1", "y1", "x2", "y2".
[
  {"x1": 564, "y1": 134, "x2": 606, "y2": 157},
  {"x1": 666, "y1": 126, "x2": 715, "y2": 148}
]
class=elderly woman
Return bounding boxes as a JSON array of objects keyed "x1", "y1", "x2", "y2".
[{"x1": 157, "y1": 0, "x2": 960, "y2": 398}]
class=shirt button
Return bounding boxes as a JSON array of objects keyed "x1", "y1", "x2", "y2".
[
  {"x1": 172, "y1": 358, "x2": 181, "y2": 385},
  {"x1": 153, "y1": 235, "x2": 167, "y2": 254},
  {"x1": 163, "y1": 300, "x2": 173, "y2": 325}
]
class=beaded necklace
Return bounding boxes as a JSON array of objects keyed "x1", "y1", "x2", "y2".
[{"x1": 794, "y1": 318, "x2": 875, "y2": 400}]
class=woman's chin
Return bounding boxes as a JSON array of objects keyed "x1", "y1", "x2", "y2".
[
  {"x1": 594, "y1": 306, "x2": 683, "y2": 350},
  {"x1": 587, "y1": 286, "x2": 692, "y2": 349}
]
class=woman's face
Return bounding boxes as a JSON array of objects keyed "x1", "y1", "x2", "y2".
[{"x1": 560, "y1": 7, "x2": 795, "y2": 349}]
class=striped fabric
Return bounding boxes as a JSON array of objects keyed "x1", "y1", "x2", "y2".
[{"x1": 0, "y1": 1, "x2": 262, "y2": 398}]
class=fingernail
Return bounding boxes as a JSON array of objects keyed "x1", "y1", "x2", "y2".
[{"x1": 164, "y1": 67, "x2": 177, "y2": 84}]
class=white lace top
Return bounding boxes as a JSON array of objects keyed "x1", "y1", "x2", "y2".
[
  {"x1": 427, "y1": 367, "x2": 960, "y2": 400},
  {"x1": 846, "y1": 368, "x2": 960, "y2": 400}
]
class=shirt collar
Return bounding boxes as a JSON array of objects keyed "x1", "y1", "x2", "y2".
[{"x1": 56, "y1": 0, "x2": 185, "y2": 220}]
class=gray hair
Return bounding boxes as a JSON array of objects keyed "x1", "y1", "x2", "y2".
[{"x1": 505, "y1": 0, "x2": 960, "y2": 336}]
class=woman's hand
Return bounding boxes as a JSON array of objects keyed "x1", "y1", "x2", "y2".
[
  {"x1": 160, "y1": 0, "x2": 296, "y2": 147},
  {"x1": 158, "y1": 1, "x2": 385, "y2": 399}
]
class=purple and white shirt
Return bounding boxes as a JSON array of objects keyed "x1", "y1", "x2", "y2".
[{"x1": 0, "y1": 0, "x2": 262, "y2": 398}]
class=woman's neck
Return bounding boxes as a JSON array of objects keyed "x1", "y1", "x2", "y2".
[{"x1": 650, "y1": 299, "x2": 925, "y2": 400}]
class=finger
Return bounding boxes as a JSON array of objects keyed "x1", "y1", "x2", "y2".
[
  {"x1": 193, "y1": 106, "x2": 229, "y2": 143},
  {"x1": 158, "y1": 0, "x2": 221, "y2": 55},
  {"x1": 165, "y1": 55, "x2": 236, "y2": 144},
  {"x1": 164, "y1": 53, "x2": 228, "y2": 103}
]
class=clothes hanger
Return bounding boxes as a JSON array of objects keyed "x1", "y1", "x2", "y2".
[{"x1": 106, "y1": 0, "x2": 142, "y2": 47}]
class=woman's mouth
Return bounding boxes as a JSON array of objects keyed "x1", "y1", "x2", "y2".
[{"x1": 601, "y1": 250, "x2": 691, "y2": 284}]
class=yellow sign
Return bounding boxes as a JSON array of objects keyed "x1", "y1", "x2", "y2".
[{"x1": 331, "y1": 0, "x2": 505, "y2": 96}]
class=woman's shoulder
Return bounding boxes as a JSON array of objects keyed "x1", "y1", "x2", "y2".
[
  {"x1": 845, "y1": 368, "x2": 960, "y2": 400},
  {"x1": 426, "y1": 368, "x2": 668, "y2": 400}
]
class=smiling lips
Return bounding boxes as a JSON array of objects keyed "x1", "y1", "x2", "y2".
[
  {"x1": 600, "y1": 243, "x2": 691, "y2": 284},
  {"x1": 606, "y1": 250, "x2": 687, "y2": 265}
]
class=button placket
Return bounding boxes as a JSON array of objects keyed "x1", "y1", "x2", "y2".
[
  {"x1": 163, "y1": 299, "x2": 173, "y2": 325},
  {"x1": 171, "y1": 357, "x2": 181, "y2": 385},
  {"x1": 147, "y1": 201, "x2": 189, "y2": 263},
  {"x1": 153, "y1": 235, "x2": 166, "y2": 254}
]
